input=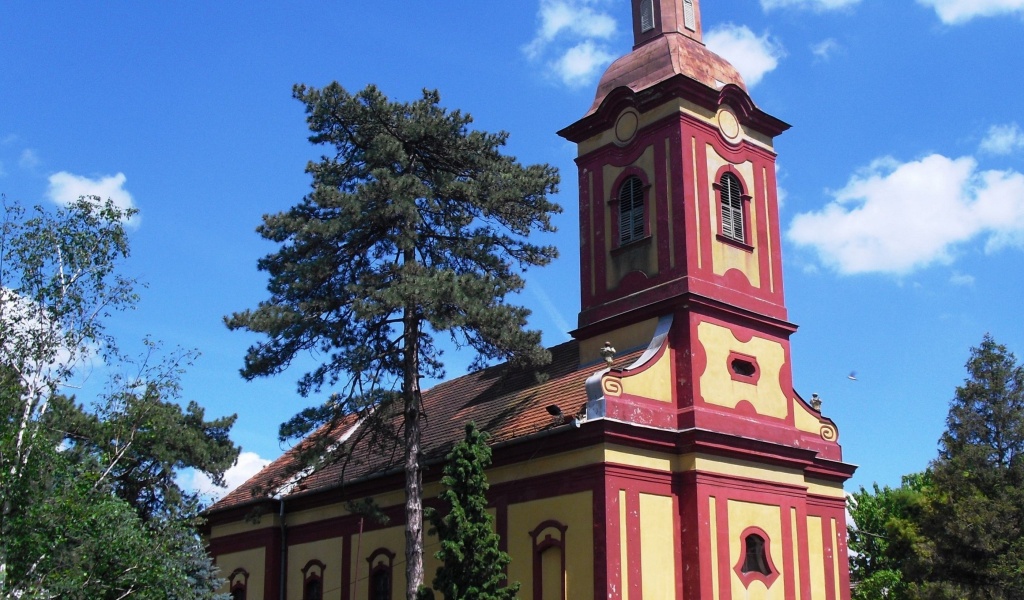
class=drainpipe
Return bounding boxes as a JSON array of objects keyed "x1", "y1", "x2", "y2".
[{"x1": 279, "y1": 497, "x2": 287, "y2": 600}]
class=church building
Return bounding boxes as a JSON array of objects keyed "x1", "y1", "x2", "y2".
[{"x1": 205, "y1": 1, "x2": 856, "y2": 598}]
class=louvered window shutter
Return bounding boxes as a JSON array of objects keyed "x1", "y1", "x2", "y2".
[
  {"x1": 640, "y1": 0, "x2": 655, "y2": 32},
  {"x1": 683, "y1": 0, "x2": 696, "y2": 31},
  {"x1": 619, "y1": 176, "x2": 645, "y2": 244},
  {"x1": 720, "y1": 173, "x2": 745, "y2": 242}
]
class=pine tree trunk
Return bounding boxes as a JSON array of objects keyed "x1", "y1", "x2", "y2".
[{"x1": 403, "y1": 302, "x2": 425, "y2": 600}]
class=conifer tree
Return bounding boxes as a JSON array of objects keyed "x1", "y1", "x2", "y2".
[
  {"x1": 226, "y1": 83, "x2": 560, "y2": 599},
  {"x1": 864, "y1": 335, "x2": 1024, "y2": 599},
  {"x1": 428, "y1": 423, "x2": 518, "y2": 600},
  {"x1": 904, "y1": 334, "x2": 1024, "y2": 598}
]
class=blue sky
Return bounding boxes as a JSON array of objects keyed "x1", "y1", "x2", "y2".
[{"x1": 3, "y1": 0, "x2": 1024, "y2": 498}]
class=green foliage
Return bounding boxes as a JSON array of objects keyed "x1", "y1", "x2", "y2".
[
  {"x1": 850, "y1": 335, "x2": 1024, "y2": 599},
  {"x1": 0, "y1": 196, "x2": 137, "y2": 402},
  {"x1": 1, "y1": 377, "x2": 228, "y2": 599},
  {"x1": 848, "y1": 472, "x2": 930, "y2": 600},
  {"x1": 0, "y1": 195, "x2": 235, "y2": 598},
  {"x1": 50, "y1": 344, "x2": 238, "y2": 520},
  {"x1": 225, "y1": 82, "x2": 560, "y2": 402},
  {"x1": 427, "y1": 423, "x2": 518, "y2": 600},
  {"x1": 225, "y1": 83, "x2": 560, "y2": 598},
  {"x1": 904, "y1": 335, "x2": 1024, "y2": 598}
]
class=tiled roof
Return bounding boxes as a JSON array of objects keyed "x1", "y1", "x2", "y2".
[{"x1": 211, "y1": 340, "x2": 641, "y2": 512}]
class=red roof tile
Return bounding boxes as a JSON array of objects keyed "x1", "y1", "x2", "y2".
[{"x1": 210, "y1": 340, "x2": 643, "y2": 512}]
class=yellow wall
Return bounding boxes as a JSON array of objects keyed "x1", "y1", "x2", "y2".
[
  {"x1": 578, "y1": 317, "x2": 659, "y2": 365},
  {"x1": 639, "y1": 493, "x2": 677, "y2": 600},
  {"x1": 349, "y1": 524, "x2": 406, "y2": 600},
  {"x1": 289, "y1": 538, "x2": 343, "y2": 600},
  {"x1": 616, "y1": 344, "x2": 673, "y2": 403},
  {"x1": 807, "y1": 516, "x2": 826, "y2": 600},
  {"x1": 216, "y1": 547, "x2": 265, "y2": 598},
  {"x1": 697, "y1": 321, "x2": 788, "y2": 418},
  {"x1": 705, "y1": 147, "x2": 761, "y2": 287},
  {"x1": 211, "y1": 442, "x2": 847, "y2": 600},
  {"x1": 575, "y1": 99, "x2": 775, "y2": 157},
  {"x1": 602, "y1": 145, "x2": 659, "y2": 291},
  {"x1": 727, "y1": 500, "x2": 786, "y2": 600},
  {"x1": 507, "y1": 491, "x2": 594, "y2": 600}
]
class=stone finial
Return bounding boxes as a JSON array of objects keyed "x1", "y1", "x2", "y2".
[{"x1": 600, "y1": 341, "x2": 617, "y2": 366}]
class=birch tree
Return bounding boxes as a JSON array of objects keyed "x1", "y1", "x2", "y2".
[{"x1": 0, "y1": 195, "x2": 137, "y2": 592}]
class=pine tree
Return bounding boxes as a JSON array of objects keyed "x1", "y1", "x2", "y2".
[
  {"x1": 225, "y1": 83, "x2": 560, "y2": 599},
  {"x1": 899, "y1": 335, "x2": 1024, "y2": 598},
  {"x1": 429, "y1": 423, "x2": 518, "y2": 600}
]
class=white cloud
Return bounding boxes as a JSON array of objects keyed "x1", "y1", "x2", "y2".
[
  {"x1": 762, "y1": 0, "x2": 861, "y2": 10},
  {"x1": 185, "y1": 451, "x2": 271, "y2": 501},
  {"x1": 552, "y1": 41, "x2": 616, "y2": 87},
  {"x1": 917, "y1": 0, "x2": 1024, "y2": 24},
  {"x1": 46, "y1": 171, "x2": 139, "y2": 226},
  {"x1": 0, "y1": 287, "x2": 104, "y2": 397},
  {"x1": 775, "y1": 163, "x2": 789, "y2": 208},
  {"x1": 704, "y1": 25, "x2": 785, "y2": 88},
  {"x1": 523, "y1": 0, "x2": 618, "y2": 87},
  {"x1": 950, "y1": 272, "x2": 975, "y2": 286},
  {"x1": 811, "y1": 38, "x2": 841, "y2": 61},
  {"x1": 524, "y1": 0, "x2": 616, "y2": 58},
  {"x1": 19, "y1": 149, "x2": 40, "y2": 170},
  {"x1": 787, "y1": 154, "x2": 1024, "y2": 275},
  {"x1": 979, "y1": 123, "x2": 1024, "y2": 155}
]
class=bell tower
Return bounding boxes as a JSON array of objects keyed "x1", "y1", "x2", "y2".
[{"x1": 560, "y1": 1, "x2": 855, "y2": 598}]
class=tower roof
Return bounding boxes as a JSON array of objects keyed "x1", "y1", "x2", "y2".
[{"x1": 588, "y1": 0, "x2": 746, "y2": 115}]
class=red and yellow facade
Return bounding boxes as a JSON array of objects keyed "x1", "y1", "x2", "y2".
[{"x1": 207, "y1": 0, "x2": 854, "y2": 598}]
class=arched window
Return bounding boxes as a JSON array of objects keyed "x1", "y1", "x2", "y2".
[
  {"x1": 370, "y1": 568, "x2": 391, "y2": 600},
  {"x1": 618, "y1": 176, "x2": 645, "y2": 245},
  {"x1": 228, "y1": 568, "x2": 248, "y2": 600},
  {"x1": 367, "y1": 548, "x2": 395, "y2": 600},
  {"x1": 742, "y1": 533, "x2": 771, "y2": 575},
  {"x1": 530, "y1": 520, "x2": 568, "y2": 600},
  {"x1": 305, "y1": 579, "x2": 322, "y2": 600},
  {"x1": 733, "y1": 527, "x2": 779, "y2": 589},
  {"x1": 301, "y1": 559, "x2": 325, "y2": 600},
  {"x1": 719, "y1": 172, "x2": 745, "y2": 243}
]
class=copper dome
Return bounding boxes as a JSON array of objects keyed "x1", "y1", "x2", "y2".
[{"x1": 588, "y1": 33, "x2": 747, "y2": 115}]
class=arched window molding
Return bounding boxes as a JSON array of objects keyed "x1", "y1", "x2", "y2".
[
  {"x1": 733, "y1": 526, "x2": 780, "y2": 589},
  {"x1": 228, "y1": 568, "x2": 249, "y2": 600},
  {"x1": 530, "y1": 520, "x2": 568, "y2": 600},
  {"x1": 301, "y1": 559, "x2": 326, "y2": 600},
  {"x1": 714, "y1": 170, "x2": 752, "y2": 248},
  {"x1": 367, "y1": 547, "x2": 395, "y2": 600}
]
